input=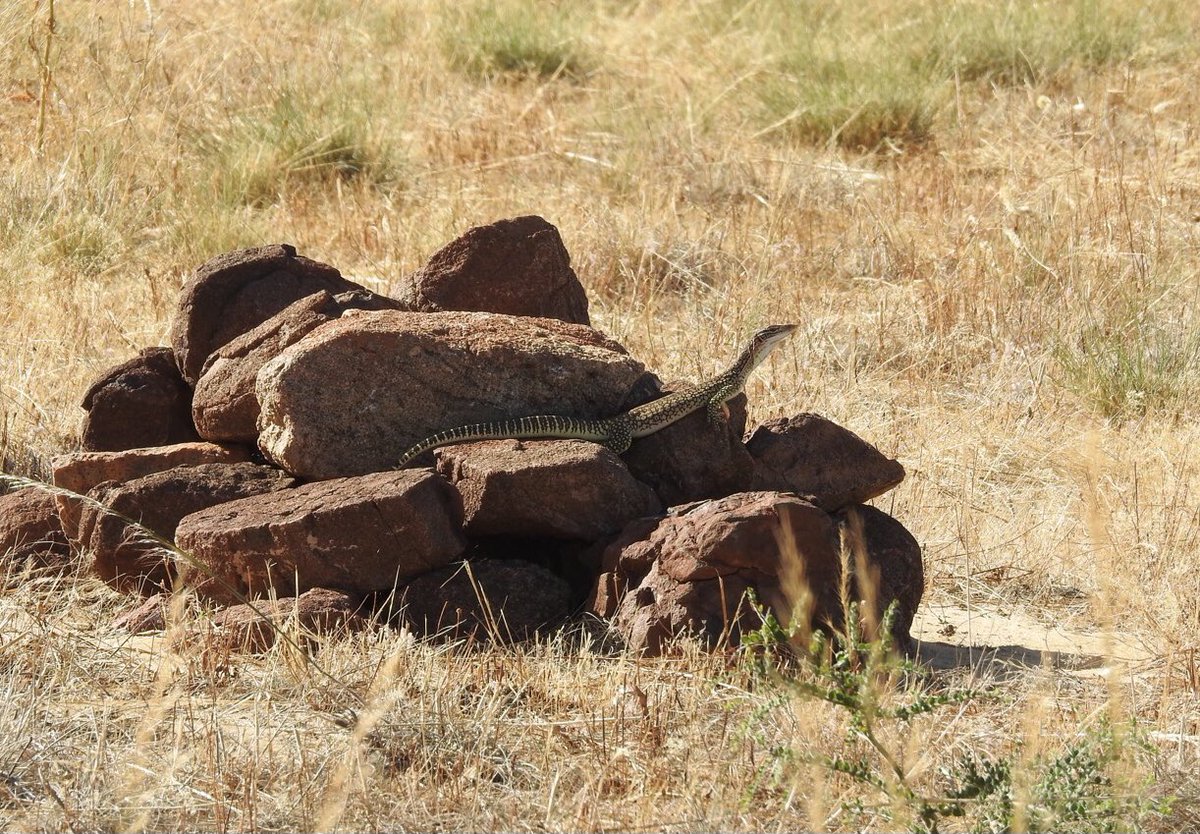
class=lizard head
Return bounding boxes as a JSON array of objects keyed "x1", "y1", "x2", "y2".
[
  {"x1": 741, "y1": 323, "x2": 798, "y2": 371},
  {"x1": 752, "y1": 323, "x2": 798, "y2": 352}
]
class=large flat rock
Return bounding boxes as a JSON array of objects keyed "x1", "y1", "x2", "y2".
[
  {"x1": 174, "y1": 469, "x2": 467, "y2": 603},
  {"x1": 256, "y1": 310, "x2": 657, "y2": 479},
  {"x1": 434, "y1": 439, "x2": 661, "y2": 540},
  {"x1": 79, "y1": 462, "x2": 295, "y2": 595},
  {"x1": 52, "y1": 442, "x2": 255, "y2": 496},
  {"x1": 52, "y1": 442, "x2": 254, "y2": 541}
]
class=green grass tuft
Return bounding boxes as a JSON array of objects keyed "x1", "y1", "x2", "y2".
[
  {"x1": 751, "y1": 0, "x2": 1194, "y2": 149},
  {"x1": 759, "y1": 59, "x2": 940, "y2": 150},
  {"x1": 199, "y1": 91, "x2": 401, "y2": 207},
  {"x1": 442, "y1": 1, "x2": 592, "y2": 81},
  {"x1": 1055, "y1": 318, "x2": 1200, "y2": 419},
  {"x1": 924, "y1": 0, "x2": 1147, "y2": 85},
  {"x1": 751, "y1": 2, "x2": 943, "y2": 149},
  {"x1": 44, "y1": 211, "x2": 119, "y2": 276}
]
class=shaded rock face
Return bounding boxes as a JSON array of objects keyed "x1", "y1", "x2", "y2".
[
  {"x1": 81, "y1": 347, "x2": 199, "y2": 452},
  {"x1": 608, "y1": 566, "x2": 780, "y2": 657},
  {"x1": 211, "y1": 588, "x2": 367, "y2": 653},
  {"x1": 434, "y1": 439, "x2": 661, "y2": 540},
  {"x1": 0, "y1": 488, "x2": 73, "y2": 571},
  {"x1": 256, "y1": 310, "x2": 657, "y2": 480},
  {"x1": 169, "y1": 244, "x2": 366, "y2": 385},
  {"x1": 397, "y1": 216, "x2": 589, "y2": 325},
  {"x1": 175, "y1": 470, "x2": 467, "y2": 603},
  {"x1": 834, "y1": 504, "x2": 924, "y2": 647},
  {"x1": 448, "y1": 537, "x2": 599, "y2": 611},
  {"x1": 78, "y1": 462, "x2": 296, "y2": 595},
  {"x1": 396, "y1": 559, "x2": 572, "y2": 641},
  {"x1": 52, "y1": 442, "x2": 254, "y2": 541},
  {"x1": 622, "y1": 389, "x2": 756, "y2": 507},
  {"x1": 590, "y1": 492, "x2": 840, "y2": 655},
  {"x1": 192, "y1": 289, "x2": 402, "y2": 443},
  {"x1": 747, "y1": 414, "x2": 905, "y2": 511}
]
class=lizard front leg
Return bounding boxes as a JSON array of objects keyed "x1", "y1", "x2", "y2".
[{"x1": 705, "y1": 385, "x2": 737, "y2": 429}]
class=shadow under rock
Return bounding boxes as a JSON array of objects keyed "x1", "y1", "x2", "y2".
[{"x1": 916, "y1": 639, "x2": 1118, "y2": 681}]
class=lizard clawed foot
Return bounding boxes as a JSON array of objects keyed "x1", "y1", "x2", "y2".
[{"x1": 705, "y1": 400, "x2": 730, "y2": 430}]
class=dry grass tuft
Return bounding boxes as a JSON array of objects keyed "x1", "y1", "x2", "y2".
[{"x1": 4, "y1": 0, "x2": 1200, "y2": 829}]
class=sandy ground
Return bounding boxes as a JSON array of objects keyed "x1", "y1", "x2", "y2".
[{"x1": 912, "y1": 601, "x2": 1156, "y2": 678}]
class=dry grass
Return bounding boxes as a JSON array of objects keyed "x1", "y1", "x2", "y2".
[{"x1": 4, "y1": 0, "x2": 1200, "y2": 829}]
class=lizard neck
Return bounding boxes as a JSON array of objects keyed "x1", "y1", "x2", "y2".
[{"x1": 728, "y1": 334, "x2": 775, "y2": 386}]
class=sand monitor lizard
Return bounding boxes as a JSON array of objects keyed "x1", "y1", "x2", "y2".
[{"x1": 395, "y1": 323, "x2": 798, "y2": 468}]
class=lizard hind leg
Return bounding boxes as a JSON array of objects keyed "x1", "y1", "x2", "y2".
[
  {"x1": 604, "y1": 431, "x2": 632, "y2": 455},
  {"x1": 602, "y1": 420, "x2": 632, "y2": 454}
]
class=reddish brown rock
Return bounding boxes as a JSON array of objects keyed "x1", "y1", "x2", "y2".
[
  {"x1": 256, "y1": 310, "x2": 657, "y2": 480},
  {"x1": 52, "y1": 442, "x2": 255, "y2": 496},
  {"x1": 211, "y1": 588, "x2": 367, "y2": 653},
  {"x1": 52, "y1": 442, "x2": 254, "y2": 540},
  {"x1": 169, "y1": 244, "x2": 368, "y2": 385},
  {"x1": 590, "y1": 491, "x2": 921, "y2": 655},
  {"x1": 621, "y1": 389, "x2": 756, "y2": 506},
  {"x1": 0, "y1": 487, "x2": 73, "y2": 571},
  {"x1": 112, "y1": 593, "x2": 173, "y2": 633},
  {"x1": 192, "y1": 289, "x2": 402, "y2": 443},
  {"x1": 397, "y1": 216, "x2": 589, "y2": 325},
  {"x1": 175, "y1": 470, "x2": 467, "y2": 603},
  {"x1": 78, "y1": 463, "x2": 296, "y2": 595},
  {"x1": 397, "y1": 559, "x2": 572, "y2": 640},
  {"x1": 590, "y1": 493, "x2": 835, "y2": 641},
  {"x1": 434, "y1": 439, "x2": 660, "y2": 539},
  {"x1": 746, "y1": 414, "x2": 905, "y2": 511},
  {"x1": 80, "y1": 347, "x2": 199, "y2": 452}
]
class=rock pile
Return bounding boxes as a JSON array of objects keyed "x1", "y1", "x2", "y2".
[{"x1": 1, "y1": 216, "x2": 922, "y2": 654}]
